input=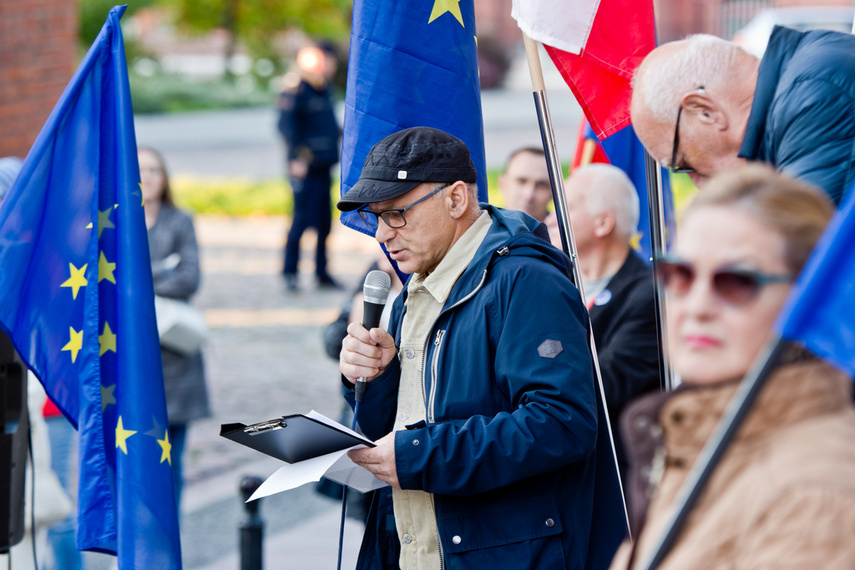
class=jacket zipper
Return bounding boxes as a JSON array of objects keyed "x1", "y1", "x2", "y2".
[
  {"x1": 428, "y1": 329, "x2": 445, "y2": 423},
  {"x1": 422, "y1": 267, "x2": 488, "y2": 423},
  {"x1": 419, "y1": 263, "x2": 493, "y2": 569}
]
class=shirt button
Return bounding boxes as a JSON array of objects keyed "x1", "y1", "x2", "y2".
[
  {"x1": 452, "y1": 535, "x2": 462, "y2": 545},
  {"x1": 545, "y1": 518, "x2": 555, "y2": 528},
  {"x1": 406, "y1": 349, "x2": 415, "y2": 359},
  {"x1": 402, "y1": 534, "x2": 413, "y2": 544},
  {"x1": 412, "y1": 439, "x2": 420, "y2": 446}
]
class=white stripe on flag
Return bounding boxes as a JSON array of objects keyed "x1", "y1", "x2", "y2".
[{"x1": 511, "y1": 0, "x2": 601, "y2": 54}]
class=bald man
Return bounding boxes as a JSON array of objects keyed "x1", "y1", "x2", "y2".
[
  {"x1": 546, "y1": 164, "x2": 660, "y2": 476},
  {"x1": 631, "y1": 28, "x2": 855, "y2": 205}
]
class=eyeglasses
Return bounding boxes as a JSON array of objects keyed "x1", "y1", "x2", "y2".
[
  {"x1": 669, "y1": 106, "x2": 695, "y2": 174},
  {"x1": 669, "y1": 87, "x2": 705, "y2": 174},
  {"x1": 357, "y1": 183, "x2": 450, "y2": 229},
  {"x1": 655, "y1": 258, "x2": 793, "y2": 305}
]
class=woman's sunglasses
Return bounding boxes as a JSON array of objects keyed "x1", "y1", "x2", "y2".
[{"x1": 655, "y1": 258, "x2": 793, "y2": 305}]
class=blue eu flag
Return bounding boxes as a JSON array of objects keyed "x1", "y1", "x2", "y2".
[
  {"x1": 340, "y1": 0, "x2": 488, "y2": 235},
  {"x1": 776, "y1": 183, "x2": 855, "y2": 378},
  {"x1": 0, "y1": 6, "x2": 181, "y2": 568}
]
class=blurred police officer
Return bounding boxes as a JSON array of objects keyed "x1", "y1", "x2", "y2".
[{"x1": 278, "y1": 43, "x2": 341, "y2": 291}]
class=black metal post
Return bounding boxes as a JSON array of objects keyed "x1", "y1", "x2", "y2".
[{"x1": 239, "y1": 475, "x2": 265, "y2": 570}]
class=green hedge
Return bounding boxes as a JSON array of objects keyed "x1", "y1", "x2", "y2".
[
  {"x1": 129, "y1": 73, "x2": 273, "y2": 114},
  {"x1": 169, "y1": 167, "x2": 690, "y2": 218}
]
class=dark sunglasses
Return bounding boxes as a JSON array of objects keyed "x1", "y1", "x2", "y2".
[
  {"x1": 356, "y1": 183, "x2": 450, "y2": 229},
  {"x1": 655, "y1": 258, "x2": 793, "y2": 305}
]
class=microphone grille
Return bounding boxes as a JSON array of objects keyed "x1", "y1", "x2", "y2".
[{"x1": 363, "y1": 269, "x2": 392, "y2": 302}]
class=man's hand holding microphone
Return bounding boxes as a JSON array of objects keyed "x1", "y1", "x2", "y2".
[
  {"x1": 339, "y1": 270, "x2": 401, "y2": 488},
  {"x1": 339, "y1": 270, "x2": 396, "y2": 401}
]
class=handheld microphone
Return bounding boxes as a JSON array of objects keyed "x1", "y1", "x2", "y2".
[{"x1": 355, "y1": 270, "x2": 392, "y2": 402}]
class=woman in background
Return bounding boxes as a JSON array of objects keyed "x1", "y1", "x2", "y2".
[
  {"x1": 139, "y1": 147, "x2": 211, "y2": 508},
  {"x1": 610, "y1": 165, "x2": 855, "y2": 569}
]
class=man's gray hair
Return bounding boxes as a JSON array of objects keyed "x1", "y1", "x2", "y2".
[
  {"x1": 579, "y1": 164, "x2": 639, "y2": 241},
  {"x1": 632, "y1": 34, "x2": 745, "y2": 124},
  {"x1": 435, "y1": 181, "x2": 480, "y2": 211}
]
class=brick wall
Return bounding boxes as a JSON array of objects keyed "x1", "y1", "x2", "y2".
[{"x1": 0, "y1": 1, "x2": 77, "y2": 158}]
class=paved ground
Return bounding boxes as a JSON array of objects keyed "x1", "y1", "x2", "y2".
[{"x1": 181, "y1": 215, "x2": 376, "y2": 570}]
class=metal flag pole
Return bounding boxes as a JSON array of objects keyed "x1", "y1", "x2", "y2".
[
  {"x1": 643, "y1": 152, "x2": 675, "y2": 391},
  {"x1": 522, "y1": 31, "x2": 632, "y2": 538},
  {"x1": 632, "y1": 336, "x2": 787, "y2": 570}
]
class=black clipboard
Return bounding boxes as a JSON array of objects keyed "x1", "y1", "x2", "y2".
[{"x1": 220, "y1": 413, "x2": 374, "y2": 464}]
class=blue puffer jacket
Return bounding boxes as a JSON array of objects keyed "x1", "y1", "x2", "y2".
[
  {"x1": 346, "y1": 206, "x2": 626, "y2": 569},
  {"x1": 739, "y1": 25, "x2": 855, "y2": 205}
]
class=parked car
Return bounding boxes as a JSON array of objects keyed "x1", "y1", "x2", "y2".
[{"x1": 732, "y1": 6, "x2": 855, "y2": 57}]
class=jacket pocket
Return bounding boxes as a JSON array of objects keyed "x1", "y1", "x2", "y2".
[{"x1": 436, "y1": 493, "x2": 563, "y2": 556}]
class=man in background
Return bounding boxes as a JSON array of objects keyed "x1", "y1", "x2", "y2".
[
  {"x1": 631, "y1": 30, "x2": 855, "y2": 205},
  {"x1": 497, "y1": 147, "x2": 552, "y2": 222},
  {"x1": 278, "y1": 42, "x2": 341, "y2": 291},
  {"x1": 546, "y1": 163, "x2": 660, "y2": 478}
]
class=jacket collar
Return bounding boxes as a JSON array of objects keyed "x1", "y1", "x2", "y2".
[
  {"x1": 739, "y1": 25, "x2": 803, "y2": 160},
  {"x1": 662, "y1": 355, "x2": 850, "y2": 465},
  {"x1": 440, "y1": 204, "x2": 574, "y2": 307}
]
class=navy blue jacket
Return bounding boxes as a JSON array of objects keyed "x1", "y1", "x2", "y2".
[
  {"x1": 739, "y1": 25, "x2": 855, "y2": 205},
  {"x1": 277, "y1": 77, "x2": 340, "y2": 168},
  {"x1": 346, "y1": 206, "x2": 627, "y2": 569}
]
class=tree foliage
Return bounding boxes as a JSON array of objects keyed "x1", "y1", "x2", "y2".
[
  {"x1": 157, "y1": 0, "x2": 352, "y2": 62},
  {"x1": 79, "y1": 0, "x2": 156, "y2": 46}
]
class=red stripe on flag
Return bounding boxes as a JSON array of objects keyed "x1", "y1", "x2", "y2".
[{"x1": 545, "y1": 0, "x2": 655, "y2": 139}]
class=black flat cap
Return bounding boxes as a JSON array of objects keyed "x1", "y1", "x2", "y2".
[{"x1": 337, "y1": 127, "x2": 477, "y2": 211}]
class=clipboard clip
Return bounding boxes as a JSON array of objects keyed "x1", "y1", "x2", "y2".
[{"x1": 244, "y1": 418, "x2": 287, "y2": 435}]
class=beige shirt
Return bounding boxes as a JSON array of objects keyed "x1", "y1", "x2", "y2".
[{"x1": 393, "y1": 210, "x2": 492, "y2": 570}]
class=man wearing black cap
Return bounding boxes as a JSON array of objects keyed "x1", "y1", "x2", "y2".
[{"x1": 339, "y1": 127, "x2": 624, "y2": 569}]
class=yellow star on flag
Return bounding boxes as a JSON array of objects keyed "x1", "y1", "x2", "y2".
[
  {"x1": 60, "y1": 262, "x2": 88, "y2": 299},
  {"x1": 61, "y1": 327, "x2": 83, "y2": 363},
  {"x1": 99, "y1": 321, "x2": 116, "y2": 356},
  {"x1": 97, "y1": 206, "x2": 115, "y2": 238},
  {"x1": 429, "y1": 0, "x2": 464, "y2": 26},
  {"x1": 98, "y1": 251, "x2": 116, "y2": 284},
  {"x1": 157, "y1": 430, "x2": 172, "y2": 465},
  {"x1": 116, "y1": 416, "x2": 137, "y2": 454},
  {"x1": 101, "y1": 384, "x2": 116, "y2": 412},
  {"x1": 630, "y1": 231, "x2": 643, "y2": 252}
]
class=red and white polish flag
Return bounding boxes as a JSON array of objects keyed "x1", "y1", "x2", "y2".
[{"x1": 512, "y1": 0, "x2": 656, "y2": 139}]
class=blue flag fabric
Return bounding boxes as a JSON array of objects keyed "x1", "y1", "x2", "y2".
[
  {"x1": 340, "y1": 0, "x2": 488, "y2": 235},
  {"x1": 575, "y1": 121, "x2": 675, "y2": 262},
  {"x1": 0, "y1": 6, "x2": 181, "y2": 568},
  {"x1": 776, "y1": 183, "x2": 855, "y2": 378}
]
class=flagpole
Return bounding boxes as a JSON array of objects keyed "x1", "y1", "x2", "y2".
[
  {"x1": 522, "y1": 31, "x2": 632, "y2": 538},
  {"x1": 643, "y1": 152, "x2": 675, "y2": 391},
  {"x1": 632, "y1": 336, "x2": 788, "y2": 570}
]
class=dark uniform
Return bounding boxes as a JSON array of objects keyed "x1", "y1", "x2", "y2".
[{"x1": 278, "y1": 73, "x2": 340, "y2": 286}]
